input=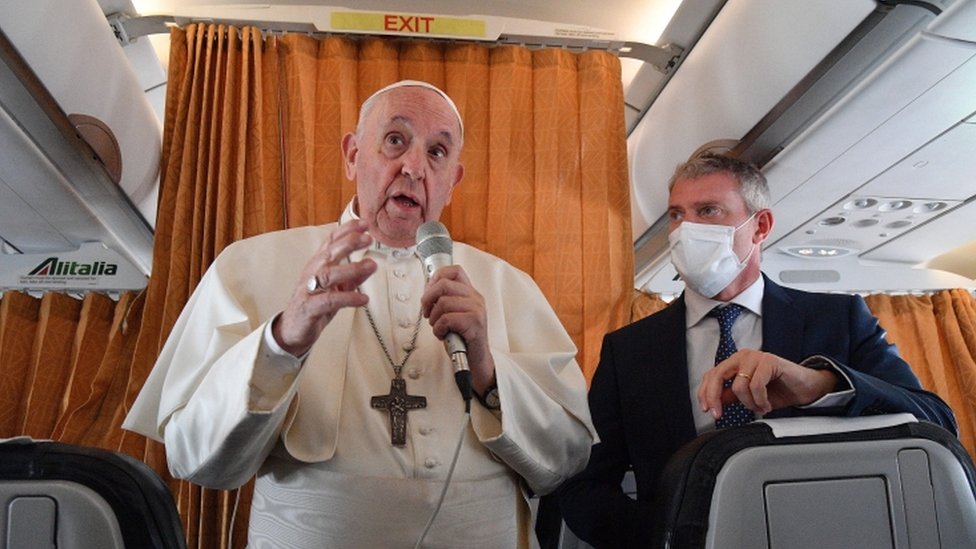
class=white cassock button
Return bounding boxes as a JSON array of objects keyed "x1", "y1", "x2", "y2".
[
  {"x1": 419, "y1": 426, "x2": 434, "y2": 436},
  {"x1": 393, "y1": 269, "x2": 406, "y2": 278},
  {"x1": 396, "y1": 293, "x2": 408, "y2": 302},
  {"x1": 398, "y1": 319, "x2": 412, "y2": 328},
  {"x1": 407, "y1": 368, "x2": 420, "y2": 379},
  {"x1": 424, "y1": 458, "x2": 439, "y2": 468}
]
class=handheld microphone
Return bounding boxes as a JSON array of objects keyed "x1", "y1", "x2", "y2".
[{"x1": 416, "y1": 221, "x2": 472, "y2": 409}]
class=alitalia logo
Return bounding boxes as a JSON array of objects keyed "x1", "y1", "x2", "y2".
[{"x1": 28, "y1": 257, "x2": 118, "y2": 277}]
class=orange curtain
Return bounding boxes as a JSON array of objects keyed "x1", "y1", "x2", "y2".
[
  {"x1": 630, "y1": 289, "x2": 976, "y2": 459},
  {"x1": 0, "y1": 291, "x2": 139, "y2": 440},
  {"x1": 864, "y1": 290, "x2": 976, "y2": 457},
  {"x1": 630, "y1": 289, "x2": 670, "y2": 321}
]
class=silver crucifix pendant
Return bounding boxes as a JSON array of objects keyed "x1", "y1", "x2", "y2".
[{"x1": 371, "y1": 377, "x2": 427, "y2": 446}]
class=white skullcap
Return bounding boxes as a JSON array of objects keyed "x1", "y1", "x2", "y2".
[{"x1": 361, "y1": 80, "x2": 464, "y2": 139}]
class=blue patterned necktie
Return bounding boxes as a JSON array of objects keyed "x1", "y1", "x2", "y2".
[{"x1": 708, "y1": 304, "x2": 755, "y2": 428}]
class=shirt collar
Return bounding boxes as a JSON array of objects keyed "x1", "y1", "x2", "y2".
[
  {"x1": 340, "y1": 198, "x2": 418, "y2": 262},
  {"x1": 684, "y1": 275, "x2": 765, "y2": 328}
]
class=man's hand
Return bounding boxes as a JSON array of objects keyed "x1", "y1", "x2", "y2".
[
  {"x1": 272, "y1": 220, "x2": 377, "y2": 357},
  {"x1": 420, "y1": 265, "x2": 496, "y2": 394},
  {"x1": 697, "y1": 349, "x2": 838, "y2": 420}
]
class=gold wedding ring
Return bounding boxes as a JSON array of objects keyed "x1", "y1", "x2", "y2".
[{"x1": 736, "y1": 372, "x2": 752, "y2": 380}]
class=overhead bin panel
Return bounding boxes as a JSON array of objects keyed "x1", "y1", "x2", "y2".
[
  {"x1": 858, "y1": 121, "x2": 976, "y2": 201},
  {"x1": 0, "y1": 109, "x2": 104, "y2": 248},
  {"x1": 0, "y1": 0, "x2": 158, "y2": 277},
  {"x1": 929, "y1": 0, "x2": 976, "y2": 40},
  {"x1": 0, "y1": 0, "x2": 161, "y2": 220},
  {"x1": 765, "y1": 13, "x2": 976, "y2": 264}
]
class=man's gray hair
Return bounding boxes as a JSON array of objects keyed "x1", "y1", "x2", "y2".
[
  {"x1": 668, "y1": 152, "x2": 770, "y2": 213},
  {"x1": 356, "y1": 80, "x2": 464, "y2": 143}
]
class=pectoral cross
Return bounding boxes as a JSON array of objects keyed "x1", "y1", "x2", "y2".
[{"x1": 371, "y1": 377, "x2": 427, "y2": 446}]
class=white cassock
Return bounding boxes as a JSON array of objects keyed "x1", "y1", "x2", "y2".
[{"x1": 124, "y1": 203, "x2": 597, "y2": 549}]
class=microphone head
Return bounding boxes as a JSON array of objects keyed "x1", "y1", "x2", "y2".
[{"x1": 416, "y1": 221, "x2": 453, "y2": 259}]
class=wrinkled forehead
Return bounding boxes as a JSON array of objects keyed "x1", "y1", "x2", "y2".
[{"x1": 360, "y1": 80, "x2": 464, "y2": 140}]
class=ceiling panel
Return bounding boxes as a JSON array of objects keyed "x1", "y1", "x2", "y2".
[
  {"x1": 858, "y1": 121, "x2": 976, "y2": 200},
  {"x1": 764, "y1": 33, "x2": 976, "y2": 254}
]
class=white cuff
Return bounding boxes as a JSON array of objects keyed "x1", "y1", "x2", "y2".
[
  {"x1": 248, "y1": 318, "x2": 306, "y2": 411},
  {"x1": 797, "y1": 355, "x2": 855, "y2": 409}
]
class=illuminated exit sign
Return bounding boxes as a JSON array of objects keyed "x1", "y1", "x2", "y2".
[{"x1": 331, "y1": 11, "x2": 487, "y2": 38}]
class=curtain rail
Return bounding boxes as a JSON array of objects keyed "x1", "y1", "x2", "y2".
[{"x1": 107, "y1": 12, "x2": 683, "y2": 73}]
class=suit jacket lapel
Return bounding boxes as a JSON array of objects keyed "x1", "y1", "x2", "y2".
[{"x1": 659, "y1": 296, "x2": 698, "y2": 440}]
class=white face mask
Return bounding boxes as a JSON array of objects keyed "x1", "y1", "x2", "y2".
[{"x1": 668, "y1": 214, "x2": 757, "y2": 298}]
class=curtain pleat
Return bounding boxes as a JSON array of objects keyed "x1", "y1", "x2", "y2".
[
  {"x1": 0, "y1": 291, "x2": 138, "y2": 445},
  {"x1": 485, "y1": 46, "x2": 535, "y2": 272},
  {"x1": 50, "y1": 293, "x2": 120, "y2": 440},
  {"x1": 21, "y1": 293, "x2": 83, "y2": 436},
  {"x1": 533, "y1": 48, "x2": 584, "y2": 372},
  {"x1": 443, "y1": 44, "x2": 490, "y2": 246},
  {"x1": 0, "y1": 291, "x2": 40, "y2": 434},
  {"x1": 279, "y1": 34, "x2": 358, "y2": 226},
  {"x1": 579, "y1": 52, "x2": 631, "y2": 381},
  {"x1": 69, "y1": 292, "x2": 142, "y2": 450}
]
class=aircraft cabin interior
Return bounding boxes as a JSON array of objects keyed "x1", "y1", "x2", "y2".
[{"x1": 1, "y1": 0, "x2": 976, "y2": 548}]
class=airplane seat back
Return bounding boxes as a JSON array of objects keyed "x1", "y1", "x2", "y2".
[
  {"x1": 0, "y1": 438, "x2": 187, "y2": 549},
  {"x1": 652, "y1": 414, "x2": 976, "y2": 549}
]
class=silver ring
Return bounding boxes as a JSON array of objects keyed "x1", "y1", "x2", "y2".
[
  {"x1": 736, "y1": 372, "x2": 752, "y2": 380},
  {"x1": 306, "y1": 275, "x2": 323, "y2": 293}
]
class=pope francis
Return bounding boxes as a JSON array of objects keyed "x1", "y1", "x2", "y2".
[{"x1": 124, "y1": 80, "x2": 596, "y2": 548}]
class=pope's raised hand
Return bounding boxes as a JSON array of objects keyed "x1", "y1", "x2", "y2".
[{"x1": 273, "y1": 220, "x2": 377, "y2": 357}]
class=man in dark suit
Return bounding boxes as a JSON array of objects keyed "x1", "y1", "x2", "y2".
[{"x1": 556, "y1": 153, "x2": 957, "y2": 548}]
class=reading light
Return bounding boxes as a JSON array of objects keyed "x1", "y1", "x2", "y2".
[
  {"x1": 913, "y1": 201, "x2": 947, "y2": 213},
  {"x1": 782, "y1": 245, "x2": 857, "y2": 258},
  {"x1": 818, "y1": 217, "x2": 846, "y2": 227},
  {"x1": 844, "y1": 198, "x2": 878, "y2": 209},
  {"x1": 879, "y1": 199, "x2": 913, "y2": 211}
]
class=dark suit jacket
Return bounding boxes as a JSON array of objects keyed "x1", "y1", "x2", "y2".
[{"x1": 557, "y1": 276, "x2": 957, "y2": 548}]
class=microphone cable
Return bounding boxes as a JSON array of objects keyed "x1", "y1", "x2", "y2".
[
  {"x1": 414, "y1": 411, "x2": 470, "y2": 549},
  {"x1": 227, "y1": 484, "x2": 243, "y2": 548}
]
